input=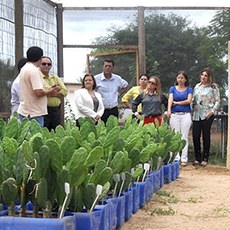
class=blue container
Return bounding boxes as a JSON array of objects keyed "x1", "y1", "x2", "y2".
[
  {"x1": 171, "y1": 162, "x2": 177, "y2": 181},
  {"x1": 149, "y1": 170, "x2": 160, "y2": 193},
  {"x1": 132, "y1": 183, "x2": 140, "y2": 213},
  {"x1": 163, "y1": 164, "x2": 172, "y2": 184},
  {"x1": 174, "y1": 160, "x2": 180, "y2": 178},
  {"x1": 159, "y1": 166, "x2": 164, "y2": 187},
  {"x1": 116, "y1": 195, "x2": 125, "y2": 228},
  {"x1": 134, "y1": 181, "x2": 148, "y2": 208},
  {"x1": 146, "y1": 175, "x2": 153, "y2": 200},
  {"x1": 95, "y1": 204, "x2": 109, "y2": 230},
  {"x1": 75, "y1": 208, "x2": 102, "y2": 230},
  {"x1": 123, "y1": 188, "x2": 133, "y2": 221},
  {"x1": 101, "y1": 197, "x2": 118, "y2": 230},
  {"x1": 155, "y1": 169, "x2": 161, "y2": 191},
  {"x1": 0, "y1": 215, "x2": 75, "y2": 230}
]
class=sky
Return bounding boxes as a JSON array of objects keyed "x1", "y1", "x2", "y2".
[
  {"x1": 54, "y1": 0, "x2": 230, "y2": 7},
  {"x1": 51, "y1": 0, "x2": 230, "y2": 83}
]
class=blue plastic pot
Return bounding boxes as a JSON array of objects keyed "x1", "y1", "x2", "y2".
[
  {"x1": 149, "y1": 170, "x2": 160, "y2": 193},
  {"x1": 100, "y1": 197, "x2": 118, "y2": 230},
  {"x1": 132, "y1": 183, "x2": 140, "y2": 213},
  {"x1": 116, "y1": 195, "x2": 126, "y2": 228},
  {"x1": 95, "y1": 204, "x2": 109, "y2": 230},
  {"x1": 159, "y1": 166, "x2": 164, "y2": 187},
  {"x1": 163, "y1": 164, "x2": 172, "y2": 184},
  {"x1": 0, "y1": 215, "x2": 75, "y2": 230},
  {"x1": 123, "y1": 188, "x2": 133, "y2": 221},
  {"x1": 170, "y1": 162, "x2": 177, "y2": 181},
  {"x1": 74, "y1": 208, "x2": 102, "y2": 230},
  {"x1": 134, "y1": 179, "x2": 150, "y2": 208},
  {"x1": 174, "y1": 160, "x2": 180, "y2": 178}
]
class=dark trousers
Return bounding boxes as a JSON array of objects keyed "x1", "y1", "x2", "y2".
[
  {"x1": 101, "y1": 106, "x2": 118, "y2": 124},
  {"x1": 192, "y1": 115, "x2": 214, "y2": 162},
  {"x1": 44, "y1": 106, "x2": 61, "y2": 131}
]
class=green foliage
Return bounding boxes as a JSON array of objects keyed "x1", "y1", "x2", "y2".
[
  {"x1": 89, "y1": 11, "x2": 227, "y2": 103},
  {"x1": 0, "y1": 59, "x2": 15, "y2": 113},
  {"x1": 0, "y1": 116, "x2": 186, "y2": 216}
]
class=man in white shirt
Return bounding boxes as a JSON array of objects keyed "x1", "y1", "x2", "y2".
[
  {"x1": 10, "y1": 57, "x2": 28, "y2": 118},
  {"x1": 94, "y1": 59, "x2": 128, "y2": 123}
]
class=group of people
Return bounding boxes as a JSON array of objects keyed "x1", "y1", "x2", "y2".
[
  {"x1": 121, "y1": 68, "x2": 220, "y2": 167},
  {"x1": 74, "y1": 59, "x2": 128, "y2": 124},
  {"x1": 11, "y1": 46, "x2": 220, "y2": 167},
  {"x1": 10, "y1": 46, "x2": 67, "y2": 131}
]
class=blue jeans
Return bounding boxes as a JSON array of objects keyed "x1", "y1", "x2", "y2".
[{"x1": 18, "y1": 114, "x2": 44, "y2": 127}]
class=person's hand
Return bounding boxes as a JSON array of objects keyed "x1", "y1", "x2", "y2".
[
  {"x1": 167, "y1": 110, "x2": 171, "y2": 119},
  {"x1": 161, "y1": 113, "x2": 168, "y2": 121},
  {"x1": 136, "y1": 114, "x2": 141, "y2": 119},
  {"x1": 172, "y1": 101, "x2": 177, "y2": 106},
  {"x1": 94, "y1": 114, "x2": 101, "y2": 121},
  {"x1": 47, "y1": 87, "x2": 58, "y2": 96},
  {"x1": 51, "y1": 85, "x2": 61, "y2": 91},
  {"x1": 206, "y1": 110, "x2": 214, "y2": 119}
]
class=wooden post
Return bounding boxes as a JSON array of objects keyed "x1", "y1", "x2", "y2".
[
  {"x1": 227, "y1": 41, "x2": 230, "y2": 169},
  {"x1": 137, "y1": 6, "x2": 146, "y2": 78},
  {"x1": 56, "y1": 3, "x2": 65, "y2": 126},
  {"x1": 14, "y1": 0, "x2": 24, "y2": 69}
]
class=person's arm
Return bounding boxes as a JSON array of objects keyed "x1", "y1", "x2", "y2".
[
  {"x1": 96, "y1": 93, "x2": 105, "y2": 119},
  {"x1": 119, "y1": 77, "x2": 128, "y2": 97},
  {"x1": 121, "y1": 87, "x2": 134, "y2": 109},
  {"x1": 206, "y1": 84, "x2": 220, "y2": 119},
  {"x1": 119, "y1": 86, "x2": 128, "y2": 97},
  {"x1": 34, "y1": 86, "x2": 58, "y2": 97},
  {"x1": 54, "y1": 75, "x2": 68, "y2": 97},
  {"x1": 212, "y1": 84, "x2": 220, "y2": 112},
  {"x1": 167, "y1": 93, "x2": 174, "y2": 118},
  {"x1": 173, "y1": 94, "x2": 193, "y2": 105},
  {"x1": 132, "y1": 93, "x2": 143, "y2": 118}
]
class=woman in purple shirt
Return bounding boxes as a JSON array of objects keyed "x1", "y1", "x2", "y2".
[{"x1": 167, "y1": 71, "x2": 193, "y2": 166}]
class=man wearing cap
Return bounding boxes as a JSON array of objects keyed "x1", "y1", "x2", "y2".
[{"x1": 18, "y1": 46, "x2": 58, "y2": 127}]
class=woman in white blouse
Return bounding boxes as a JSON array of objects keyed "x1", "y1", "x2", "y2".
[{"x1": 75, "y1": 74, "x2": 104, "y2": 123}]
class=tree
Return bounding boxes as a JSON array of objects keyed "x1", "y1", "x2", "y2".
[
  {"x1": 89, "y1": 11, "x2": 227, "y2": 97},
  {"x1": 0, "y1": 59, "x2": 16, "y2": 113},
  {"x1": 197, "y1": 10, "x2": 230, "y2": 98}
]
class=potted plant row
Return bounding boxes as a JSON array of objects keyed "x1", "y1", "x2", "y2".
[{"x1": 0, "y1": 115, "x2": 185, "y2": 230}]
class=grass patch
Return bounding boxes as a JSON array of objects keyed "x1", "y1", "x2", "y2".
[
  {"x1": 187, "y1": 196, "x2": 202, "y2": 203},
  {"x1": 212, "y1": 205, "x2": 230, "y2": 217},
  {"x1": 156, "y1": 189, "x2": 171, "y2": 197},
  {"x1": 150, "y1": 207, "x2": 176, "y2": 216},
  {"x1": 155, "y1": 189, "x2": 179, "y2": 204}
]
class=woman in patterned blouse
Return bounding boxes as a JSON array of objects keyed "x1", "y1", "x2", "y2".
[{"x1": 192, "y1": 68, "x2": 220, "y2": 166}]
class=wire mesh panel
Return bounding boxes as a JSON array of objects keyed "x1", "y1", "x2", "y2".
[
  {"x1": 0, "y1": 0, "x2": 15, "y2": 63},
  {"x1": 0, "y1": 0, "x2": 58, "y2": 114},
  {"x1": 24, "y1": 0, "x2": 58, "y2": 73}
]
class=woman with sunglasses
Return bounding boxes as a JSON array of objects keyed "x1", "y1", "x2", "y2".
[
  {"x1": 132, "y1": 76, "x2": 168, "y2": 126},
  {"x1": 121, "y1": 74, "x2": 149, "y2": 115},
  {"x1": 192, "y1": 68, "x2": 220, "y2": 167},
  {"x1": 75, "y1": 74, "x2": 104, "y2": 124},
  {"x1": 167, "y1": 71, "x2": 193, "y2": 167}
]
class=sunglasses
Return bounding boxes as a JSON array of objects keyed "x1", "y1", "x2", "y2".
[
  {"x1": 148, "y1": 81, "x2": 156, "y2": 85},
  {"x1": 41, "y1": 63, "x2": 52, "y2": 66}
]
